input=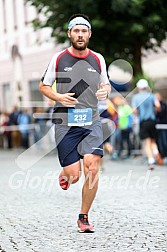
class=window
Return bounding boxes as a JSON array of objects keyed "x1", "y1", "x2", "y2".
[
  {"x1": 24, "y1": 1, "x2": 28, "y2": 25},
  {"x1": 2, "y1": 83, "x2": 11, "y2": 111},
  {"x1": 2, "y1": 0, "x2": 7, "y2": 33},
  {"x1": 29, "y1": 80, "x2": 44, "y2": 103},
  {"x1": 13, "y1": 0, "x2": 17, "y2": 30}
]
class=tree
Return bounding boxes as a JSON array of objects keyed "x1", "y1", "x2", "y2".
[{"x1": 26, "y1": 0, "x2": 167, "y2": 77}]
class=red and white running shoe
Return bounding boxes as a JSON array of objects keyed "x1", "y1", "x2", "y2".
[
  {"x1": 59, "y1": 174, "x2": 69, "y2": 190},
  {"x1": 77, "y1": 215, "x2": 95, "y2": 233}
]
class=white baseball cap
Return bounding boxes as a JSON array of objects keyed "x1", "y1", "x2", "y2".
[{"x1": 136, "y1": 79, "x2": 149, "y2": 89}]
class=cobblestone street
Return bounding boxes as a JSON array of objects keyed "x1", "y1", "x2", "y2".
[{"x1": 0, "y1": 149, "x2": 167, "y2": 252}]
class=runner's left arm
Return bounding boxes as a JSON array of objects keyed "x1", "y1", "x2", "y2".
[{"x1": 95, "y1": 54, "x2": 111, "y2": 100}]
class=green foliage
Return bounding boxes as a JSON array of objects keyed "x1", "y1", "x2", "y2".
[{"x1": 26, "y1": 0, "x2": 167, "y2": 76}]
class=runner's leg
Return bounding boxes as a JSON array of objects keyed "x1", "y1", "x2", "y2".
[
  {"x1": 144, "y1": 138, "x2": 153, "y2": 159},
  {"x1": 60, "y1": 160, "x2": 82, "y2": 185},
  {"x1": 80, "y1": 154, "x2": 101, "y2": 214}
]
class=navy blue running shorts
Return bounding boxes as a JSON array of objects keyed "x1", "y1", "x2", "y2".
[{"x1": 54, "y1": 120, "x2": 103, "y2": 167}]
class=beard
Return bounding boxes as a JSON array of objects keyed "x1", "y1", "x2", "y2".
[{"x1": 71, "y1": 38, "x2": 89, "y2": 51}]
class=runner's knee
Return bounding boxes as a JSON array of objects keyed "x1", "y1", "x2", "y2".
[{"x1": 84, "y1": 158, "x2": 100, "y2": 177}]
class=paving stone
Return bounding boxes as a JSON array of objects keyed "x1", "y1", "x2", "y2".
[{"x1": 0, "y1": 150, "x2": 167, "y2": 251}]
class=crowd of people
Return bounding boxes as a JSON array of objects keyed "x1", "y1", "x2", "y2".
[
  {"x1": 98, "y1": 80, "x2": 167, "y2": 169},
  {"x1": 1, "y1": 85, "x2": 167, "y2": 169},
  {"x1": 0, "y1": 105, "x2": 52, "y2": 149}
]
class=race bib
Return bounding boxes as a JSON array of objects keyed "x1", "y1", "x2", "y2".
[{"x1": 68, "y1": 108, "x2": 92, "y2": 126}]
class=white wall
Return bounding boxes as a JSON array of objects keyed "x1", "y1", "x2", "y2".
[
  {"x1": 0, "y1": 0, "x2": 63, "y2": 112},
  {"x1": 142, "y1": 40, "x2": 167, "y2": 80}
]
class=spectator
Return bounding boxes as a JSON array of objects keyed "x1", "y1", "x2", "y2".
[
  {"x1": 117, "y1": 99, "x2": 133, "y2": 159},
  {"x1": 155, "y1": 92, "x2": 167, "y2": 158},
  {"x1": 33, "y1": 107, "x2": 47, "y2": 144},
  {"x1": 9, "y1": 105, "x2": 20, "y2": 125},
  {"x1": 110, "y1": 97, "x2": 121, "y2": 160},
  {"x1": 17, "y1": 109, "x2": 31, "y2": 148},
  {"x1": 46, "y1": 99, "x2": 55, "y2": 144},
  {"x1": 98, "y1": 99, "x2": 114, "y2": 155},
  {"x1": 9, "y1": 105, "x2": 21, "y2": 148},
  {"x1": 131, "y1": 113, "x2": 141, "y2": 156},
  {"x1": 0, "y1": 111, "x2": 12, "y2": 148}
]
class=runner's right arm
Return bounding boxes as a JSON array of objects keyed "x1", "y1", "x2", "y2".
[{"x1": 39, "y1": 53, "x2": 78, "y2": 107}]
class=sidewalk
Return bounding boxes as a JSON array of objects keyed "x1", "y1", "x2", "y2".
[{"x1": 0, "y1": 149, "x2": 167, "y2": 252}]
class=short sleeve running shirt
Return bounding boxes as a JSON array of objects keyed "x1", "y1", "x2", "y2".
[
  {"x1": 132, "y1": 92, "x2": 157, "y2": 122},
  {"x1": 118, "y1": 105, "x2": 133, "y2": 129},
  {"x1": 41, "y1": 48, "x2": 109, "y2": 124}
]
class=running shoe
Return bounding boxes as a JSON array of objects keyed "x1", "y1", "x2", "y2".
[
  {"x1": 77, "y1": 215, "x2": 95, "y2": 233},
  {"x1": 148, "y1": 164, "x2": 155, "y2": 170},
  {"x1": 154, "y1": 153, "x2": 163, "y2": 166},
  {"x1": 59, "y1": 174, "x2": 69, "y2": 190},
  {"x1": 148, "y1": 160, "x2": 156, "y2": 170}
]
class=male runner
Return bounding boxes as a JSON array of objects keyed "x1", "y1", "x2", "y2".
[
  {"x1": 39, "y1": 13, "x2": 111, "y2": 233},
  {"x1": 132, "y1": 79, "x2": 162, "y2": 169}
]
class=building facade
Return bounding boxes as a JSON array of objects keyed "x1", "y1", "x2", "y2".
[
  {"x1": 142, "y1": 40, "x2": 167, "y2": 96},
  {"x1": 0, "y1": 0, "x2": 64, "y2": 113},
  {"x1": 0, "y1": 0, "x2": 167, "y2": 114}
]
